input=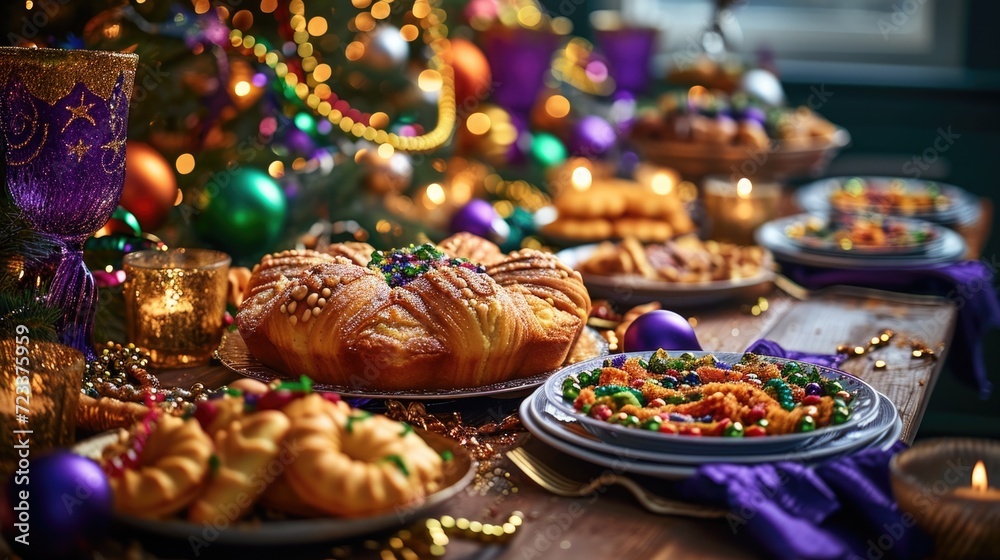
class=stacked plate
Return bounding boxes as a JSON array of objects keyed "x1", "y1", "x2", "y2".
[
  {"x1": 756, "y1": 214, "x2": 967, "y2": 269},
  {"x1": 796, "y1": 176, "x2": 981, "y2": 228},
  {"x1": 520, "y1": 351, "x2": 902, "y2": 480}
]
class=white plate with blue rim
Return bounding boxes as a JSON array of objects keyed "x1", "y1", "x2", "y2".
[{"x1": 543, "y1": 351, "x2": 881, "y2": 456}]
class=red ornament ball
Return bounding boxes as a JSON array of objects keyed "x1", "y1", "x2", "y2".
[
  {"x1": 442, "y1": 39, "x2": 492, "y2": 109},
  {"x1": 120, "y1": 142, "x2": 178, "y2": 231},
  {"x1": 623, "y1": 310, "x2": 702, "y2": 353}
]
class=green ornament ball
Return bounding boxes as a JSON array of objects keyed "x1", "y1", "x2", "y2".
[
  {"x1": 195, "y1": 168, "x2": 287, "y2": 258},
  {"x1": 531, "y1": 132, "x2": 567, "y2": 168}
]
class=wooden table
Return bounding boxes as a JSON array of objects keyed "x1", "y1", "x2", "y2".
[{"x1": 125, "y1": 284, "x2": 956, "y2": 560}]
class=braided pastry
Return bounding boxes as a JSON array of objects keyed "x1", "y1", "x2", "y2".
[{"x1": 237, "y1": 234, "x2": 591, "y2": 390}]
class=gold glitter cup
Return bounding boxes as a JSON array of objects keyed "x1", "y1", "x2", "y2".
[
  {"x1": 0, "y1": 340, "x2": 85, "y2": 481},
  {"x1": 123, "y1": 249, "x2": 231, "y2": 368}
]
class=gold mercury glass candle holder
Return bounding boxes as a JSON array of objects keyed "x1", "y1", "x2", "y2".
[
  {"x1": 123, "y1": 248, "x2": 231, "y2": 368},
  {"x1": 702, "y1": 176, "x2": 781, "y2": 245},
  {"x1": 890, "y1": 438, "x2": 1000, "y2": 559},
  {"x1": 0, "y1": 340, "x2": 84, "y2": 482}
]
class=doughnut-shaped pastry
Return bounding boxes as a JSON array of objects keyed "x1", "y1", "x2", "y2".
[
  {"x1": 237, "y1": 234, "x2": 591, "y2": 390},
  {"x1": 281, "y1": 395, "x2": 443, "y2": 516},
  {"x1": 107, "y1": 415, "x2": 212, "y2": 519},
  {"x1": 259, "y1": 473, "x2": 330, "y2": 518},
  {"x1": 188, "y1": 410, "x2": 291, "y2": 524},
  {"x1": 202, "y1": 395, "x2": 247, "y2": 437}
]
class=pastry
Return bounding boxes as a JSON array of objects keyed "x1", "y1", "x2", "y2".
[
  {"x1": 236, "y1": 235, "x2": 591, "y2": 390},
  {"x1": 579, "y1": 235, "x2": 767, "y2": 283},
  {"x1": 188, "y1": 410, "x2": 291, "y2": 524},
  {"x1": 103, "y1": 385, "x2": 450, "y2": 522},
  {"x1": 437, "y1": 231, "x2": 505, "y2": 266},
  {"x1": 632, "y1": 88, "x2": 840, "y2": 149},
  {"x1": 544, "y1": 177, "x2": 693, "y2": 243},
  {"x1": 280, "y1": 394, "x2": 444, "y2": 516},
  {"x1": 105, "y1": 415, "x2": 213, "y2": 519}
]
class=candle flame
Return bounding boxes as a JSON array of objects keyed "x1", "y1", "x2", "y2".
[
  {"x1": 571, "y1": 166, "x2": 592, "y2": 192},
  {"x1": 973, "y1": 460, "x2": 988, "y2": 492},
  {"x1": 736, "y1": 178, "x2": 753, "y2": 199},
  {"x1": 651, "y1": 173, "x2": 674, "y2": 195}
]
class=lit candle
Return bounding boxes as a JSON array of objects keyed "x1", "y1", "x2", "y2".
[
  {"x1": 633, "y1": 162, "x2": 680, "y2": 196},
  {"x1": 953, "y1": 461, "x2": 1000, "y2": 500},
  {"x1": 702, "y1": 176, "x2": 781, "y2": 245},
  {"x1": 571, "y1": 166, "x2": 592, "y2": 191}
]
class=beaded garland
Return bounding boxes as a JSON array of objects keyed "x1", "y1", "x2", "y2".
[
  {"x1": 368, "y1": 244, "x2": 486, "y2": 287},
  {"x1": 563, "y1": 350, "x2": 855, "y2": 437},
  {"x1": 230, "y1": 0, "x2": 456, "y2": 153},
  {"x1": 82, "y1": 341, "x2": 222, "y2": 417}
]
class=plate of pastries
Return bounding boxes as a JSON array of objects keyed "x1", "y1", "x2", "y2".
[
  {"x1": 630, "y1": 88, "x2": 849, "y2": 179},
  {"x1": 538, "y1": 176, "x2": 697, "y2": 245},
  {"x1": 556, "y1": 235, "x2": 773, "y2": 307},
  {"x1": 796, "y1": 176, "x2": 980, "y2": 227},
  {"x1": 74, "y1": 379, "x2": 475, "y2": 544},
  {"x1": 225, "y1": 233, "x2": 606, "y2": 398}
]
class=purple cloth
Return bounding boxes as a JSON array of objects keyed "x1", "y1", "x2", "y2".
[
  {"x1": 678, "y1": 442, "x2": 930, "y2": 560},
  {"x1": 745, "y1": 339, "x2": 848, "y2": 370},
  {"x1": 779, "y1": 261, "x2": 1000, "y2": 398}
]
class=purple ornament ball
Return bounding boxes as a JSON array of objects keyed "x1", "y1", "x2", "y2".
[
  {"x1": 450, "y1": 200, "x2": 510, "y2": 244},
  {"x1": 623, "y1": 310, "x2": 702, "y2": 352},
  {"x1": 569, "y1": 115, "x2": 617, "y2": 156},
  {"x1": 2, "y1": 451, "x2": 113, "y2": 559},
  {"x1": 283, "y1": 128, "x2": 316, "y2": 154}
]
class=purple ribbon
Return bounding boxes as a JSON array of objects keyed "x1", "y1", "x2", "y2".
[
  {"x1": 745, "y1": 339, "x2": 848, "y2": 370},
  {"x1": 779, "y1": 260, "x2": 999, "y2": 398},
  {"x1": 678, "y1": 441, "x2": 930, "y2": 560}
]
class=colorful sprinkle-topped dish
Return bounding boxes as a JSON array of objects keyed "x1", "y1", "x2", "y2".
[
  {"x1": 830, "y1": 177, "x2": 949, "y2": 215},
  {"x1": 783, "y1": 215, "x2": 937, "y2": 254},
  {"x1": 561, "y1": 351, "x2": 854, "y2": 437},
  {"x1": 368, "y1": 243, "x2": 486, "y2": 287}
]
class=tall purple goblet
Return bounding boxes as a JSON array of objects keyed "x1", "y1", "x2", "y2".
[
  {"x1": 0, "y1": 47, "x2": 138, "y2": 358},
  {"x1": 595, "y1": 26, "x2": 658, "y2": 96},
  {"x1": 483, "y1": 27, "x2": 561, "y2": 117}
]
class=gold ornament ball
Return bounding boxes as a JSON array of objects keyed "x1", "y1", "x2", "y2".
[
  {"x1": 120, "y1": 142, "x2": 178, "y2": 230},
  {"x1": 441, "y1": 38, "x2": 492, "y2": 110},
  {"x1": 361, "y1": 148, "x2": 414, "y2": 195}
]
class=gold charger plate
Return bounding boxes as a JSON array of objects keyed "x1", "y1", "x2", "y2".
[
  {"x1": 216, "y1": 327, "x2": 608, "y2": 400},
  {"x1": 73, "y1": 428, "x2": 475, "y2": 545}
]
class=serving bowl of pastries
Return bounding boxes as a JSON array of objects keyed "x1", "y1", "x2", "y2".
[{"x1": 630, "y1": 88, "x2": 850, "y2": 180}]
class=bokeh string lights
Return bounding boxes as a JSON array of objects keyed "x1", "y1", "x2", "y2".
[{"x1": 229, "y1": 0, "x2": 456, "y2": 153}]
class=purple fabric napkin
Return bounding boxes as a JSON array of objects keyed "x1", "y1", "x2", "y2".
[
  {"x1": 678, "y1": 441, "x2": 930, "y2": 560},
  {"x1": 745, "y1": 339, "x2": 849, "y2": 370},
  {"x1": 779, "y1": 260, "x2": 1000, "y2": 399}
]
